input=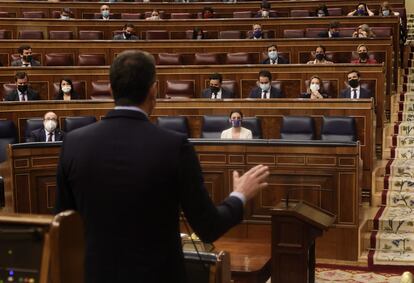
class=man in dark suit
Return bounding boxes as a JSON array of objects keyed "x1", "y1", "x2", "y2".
[
  {"x1": 249, "y1": 70, "x2": 284, "y2": 99},
  {"x1": 11, "y1": 45, "x2": 41, "y2": 67},
  {"x1": 318, "y1": 21, "x2": 340, "y2": 38},
  {"x1": 28, "y1": 111, "x2": 64, "y2": 142},
  {"x1": 262, "y1": 44, "x2": 288, "y2": 65},
  {"x1": 201, "y1": 73, "x2": 234, "y2": 99},
  {"x1": 4, "y1": 71, "x2": 40, "y2": 101},
  {"x1": 97, "y1": 4, "x2": 111, "y2": 20},
  {"x1": 113, "y1": 23, "x2": 139, "y2": 40},
  {"x1": 339, "y1": 70, "x2": 373, "y2": 99},
  {"x1": 55, "y1": 50, "x2": 269, "y2": 283}
]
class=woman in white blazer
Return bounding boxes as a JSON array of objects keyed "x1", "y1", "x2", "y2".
[{"x1": 221, "y1": 110, "x2": 253, "y2": 139}]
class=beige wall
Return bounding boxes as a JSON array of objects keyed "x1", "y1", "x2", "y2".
[{"x1": 406, "y1": 0, "x2": 414, "y2": 14}]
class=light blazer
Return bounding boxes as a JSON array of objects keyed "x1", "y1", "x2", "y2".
[{"x1": 221, "y1": 127, "x2": 253, "y2": 139}]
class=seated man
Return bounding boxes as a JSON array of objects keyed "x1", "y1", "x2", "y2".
[
  {"x1": 11, "y1": 45, "x2": 41, "y2": 67},
  {"x1": 98, "y1": 5, "x2": 111, "y2": 20},
  {"x1": 249, "y1": 70, "x2": 284, "y2": 99},
  {"x1": 28, "y1": 112, "x2": 64, "y2": 142},
  {"x1": 351, "y1": 44, "x2": 377, "y2": 64},
  {"x1": 201, "y1": 73, "x2": 234, "y2": 99},
  {"x1": 249, "y1": 24, "x2": 263, "y2": 39},
  {"x1": 318, "y1": 21, "x2": 340, "y2": 38},
  {"x1": 262, "y1": 44, "x2": 288, "y2": 65},
  {"x1": 255, "y1": 2, "x2": 272, "y2": 18},
  {"x1": 113, "y1": 24, "x2": 139, "y2": 40},
  {"x1": 339, "y1": 70, "x2": 373, "y2": 99},
  {"x1": 60, "y1": 8, "x2": 74, "y2": 20},
  {"x1": 4, "y1": 71, "x2": 40, "y2": 101}
]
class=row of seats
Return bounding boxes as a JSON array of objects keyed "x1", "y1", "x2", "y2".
[{"x1": 0, "y1": 26, "x2": 392, "y2": 40}]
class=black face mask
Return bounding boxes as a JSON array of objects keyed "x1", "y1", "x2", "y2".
[
  {"x1": 17, "y1": 85, "x2": 28, "y2": 93},
  {"x1": 124, "y1": 32, "x2": 132, "y2": 39},
  {"x1": 315, "y1": 53, "x2": 325, "y2": 61},
  {"x1": 23, "y1": 55, "x2": 32, "y2": 62},
  {"x1": 359, "y1": 52, "x2": 368, "y2": 61},
  {"x1": 210, "y1": 86, "x2": 219, "y2": 94},
  {"x1": 348, "y1": 79, "x2": 359, "y2": 88}
]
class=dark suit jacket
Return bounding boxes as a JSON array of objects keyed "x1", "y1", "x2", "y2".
[
  {"x1": 300, "y1": 92, "x2": 329, "y2": 98},
  {"x1": 55, "y1": 109, "x2": 244, "y2": 283},
  {"x1": 113, "y1": 34, "x2": 140, "y2": 40},
  {"x1": 201, "y1": 87, "x2": 234, "y2": 98},
  {"x1": 4, "y1": 89, "x2": 40, "y2": 101},
  {"x1": 11, "y1": 59, "x2": 41, "y2": 67},
  {"x1": 339, "y1": 87, "x2": 373, "y2": 99},
  {"x1": 249, "y1": 86, "x2": 284, "y2": 98},
  {"x1": 28, "y1": 127, "x2": 64, "y2": 142},
  {"x1": 262, "y1": 56, "x2": 288, "y2": 64}
]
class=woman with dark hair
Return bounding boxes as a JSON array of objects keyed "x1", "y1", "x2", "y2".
[
  {"x1": 192, "y1": 28, "x2": 205, "y2": 40},
  {"x1": 221, "y1": 110, "x2": 253, "y2": 139},
  {"x1": 55, "y1": 78, "x2": 80, "y2": 100},
  {"x1": 300, "y1": 75, "x2": 328, "y2": 99},
  {"x1": 315, "y1": 4, "x2": 329, "y2": 17},
  {"x1": 347, "y1": 3, "x2": 374, "y2": 16}
]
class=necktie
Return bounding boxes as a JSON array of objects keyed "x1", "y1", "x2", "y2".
[
  {"x1": 352, "y1": 89, "x2": 357, "y2": 99},
  {"x1": 47, "y1": 132, "x2": 53, "y2": 142},
  {"x1": 262, "y1": 91, "x2": 268, "y2": 99}
]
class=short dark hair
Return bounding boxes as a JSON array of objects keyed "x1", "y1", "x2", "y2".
[
  {"x1": 267, "y1": 44, "x2": 277, "y2": 50},
  {"x1": 258, "y1": 70, "x2": 272, "y2": 81},
  {"x1": 110, "y1": 50, "x2": 156, "y2": 106},
  {"x1": 209, "y1": 73, "x2": 223, "y2": 83},
  {"x1": 15, "y1": 71, "x2": 28, "y2": 81},
  {"x1": 316, "y1": 45, "x2": 326, "y2": 53},
  {"x1": 123, "y1": 23, "x2": 135, "y2": 30},
  {"x1": 229, "y1": 109, "x2": 243, "y2": 119},
  {"x1": 261, "y1": 1, "x2": 271, "y2": 9},
  {"x1": 347, "y1": 69, "x2": 361, "y2": 78},
  {"x1": 17, "y1": 45, "x2": 31, "y2": 55}
]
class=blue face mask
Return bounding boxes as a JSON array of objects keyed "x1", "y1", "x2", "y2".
[
  {"x1": 357, "y1": 9, "x2": 365, "y2": 15},
  {"x1": 102, "y1": 10, "x2": 110, "y2": 18},
  {"x1": 231, "y1": 119, "x2": 242, "y2": 128},
  {"x1": 253, "y1": 30, "x2": 262, "y2": 38}
]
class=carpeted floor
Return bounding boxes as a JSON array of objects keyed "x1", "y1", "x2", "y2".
[{"x1": 315, "y1": 267, "x2": 402, "y2": 282}]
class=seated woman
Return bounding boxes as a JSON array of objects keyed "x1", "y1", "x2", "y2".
[
  {"x1": 54, "y1": 78, "x2": 80, "y2": 100},
  {"x1": 300, "y1": 75, "x2": 328, "y2": 99},
  {"x1": 146, "y1": 9, "x2": 160, "y2": 20},
  {"x1": 192, "y1": 27, "x2": 205, "y2": 39},
  {"x1": 352, "y1": 24, "x2": 375, "y2": 38},
  {"x1": 221, "y1": 110, "x2": 253, "y2": 139},
  {"x1": 351, "y1": 44, "x2": 377, "y2": 64},
  {"x1": 307, "y1": 45, "x2": 333, "y2": 64},
  {"x1": 347, "y1": 3, "x2": 374, "y2": 16},
  {"x1": 315, "y1": 4, "x2": 329, "y2": 17}
]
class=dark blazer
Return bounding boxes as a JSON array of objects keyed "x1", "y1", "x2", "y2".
[
  {"x1": 201, "y1": 87, "x2": 234, "y2": 98},
  {"x1": 339, "y1": 87, "x2": 373, "y2": 99},
  {"x1": 249, "y1": 86, "x2": 284, "y2": 98},
  {"x1": 113, "y1": 34, "x2": 139, "y2": 40},
  {"x1": 11, "y1": 59, "x2": 41, "y2": 67},
  {"x1": 54, "y1": 91, "x2": 81, "y2": 100},
  {"x1": 4, "y1": 89, "x2": 40, "y2": 101},
  {"x1": 28, "y1": 128, "x2": 64, "y2": 142},
  {"x1": 262, "y1": 56, "x2": 288, "y2": 64},
  {"x1": 300, "y1": 92, "x2": 329, "y2": 98},
  {"x1": 55, "y1": 109, "x2": 244, "y2": 283}
]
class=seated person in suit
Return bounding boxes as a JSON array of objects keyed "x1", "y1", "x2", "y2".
[
  {"x1": 347, "y1": 3, "x2": 374, "y2": 16},
  {"x1": 221, "y1": 110, "x2": 253, "y2": 139},
  {"x1": 351, "y1": 44, "x2": 378, "y2": 64},
  {"x1": 146, "y1": 9, "x2": 161, "y2": 20},
  {"x1": 340, "y1": 70, "x2": 373, "y2": 99},
  {"x1": 99, "y1": 5, "x2": 111, "y2": 20},
  {"x1": 55, "y1": 78, "x2": 80, "y2": 100},
  {"x1": 249, "y1": 70, "x2": 284, "y2": 99},
  {"x1": 60, "y1": 8, "x2": 73, "y2": 20},
  {"x1": 113, "y1": 24, "x2": 139, "y2": 40},
  {"x1": 318, "y1": 21, "x2": 340, "y2": 38},
  {"x1": 262, "y1": 44, "x2": 288, "y2": 65},
  {"x1": 4, "y1": 71, "x2": 40, "y2": 101},
  {"x1": 255, "y1": 1, "x2": 272, "y2": 19},
  {"x1": 201, "y1": 7, "x2": 214, "y2": 19},
  {"x1": 192, "y1": 27, "x2": 205, "y2": 39},
  {"x1": 201, "y1": 73, "x2": 234, "y2": 99},
  {"x1": 28, "y1": 111, "x2": 64, "y2": 142},
  {"x1": 307, "y1": 45, "x2": 334, "y2": 64},
  {"x1": 315, "y1": 4, "x2": 329, "y2": 17},
  {"x1": 300, "y1": 75, "x2": 328, "y2": 99},
  {"x1": 250, "y1": 24, "x2": 263, "y2": 39},
  {"x1": 11, "y1": 45, "x2": 41, "y2": 67}
]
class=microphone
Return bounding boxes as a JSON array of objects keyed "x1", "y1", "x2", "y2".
[{"x1": 284, "y1": 188, "x2": 333, "y2": 208}]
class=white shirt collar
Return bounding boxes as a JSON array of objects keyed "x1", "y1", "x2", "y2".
[
  {"x1": 114, "y1": 106, "x2": 148, "y2": 117},
  {"x1": 211, "y1": 89, "x2": 222, "y2": 99}
]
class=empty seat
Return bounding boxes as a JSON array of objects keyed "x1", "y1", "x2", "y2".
[
  {"x1": 232, "y1": 11, "x2": 252, "y2": 18},
  {"x1": 24, "y1": 118, "x2": 43, "y2": 142},
  {"x1": 49, "y1": 31, "x2": 74, "y2": 40},
  {"x1": 78, "y1": 54, "x2": 106, "y2": 66},
  {"x1": 164, "y1": 80, "x2": 194, "y2": 99},
  {"x1": 157, "y1": 53, "x2": 183, "y2": 65},
  {"x1": 22, "y1": 11, "x2": 45, "y2": 18},
  {"x1": 1, "y1": 84, "x2": 16, "y2": 100},
  {"x1": 18, "y1": 30, "x2": 43, "y2": 40},
  {"x1": 320, "y1": 116, "x2": 356, "y2": 142},
  {"x1": 170, "y1": 12, "x2": 192, "y2": 19},
  {"x1": 283, "y1": 29, "x2": 305, "y2": 38},
  {"x1": 0, "y1": 120, "x2": 17, "y2": 162},
  {"x1": 243, "y1": 117, "x2": 262, "y2": 139},
  {"x1": 338, "y1": 28, "x2": 354, "y2": 37},
  {"x1": 327, "y1": 8, "x2": 343, "y2": 16},
  {"x1": 280, "y1": 116, "x2": 315, "y2": 140},
  {"x1": 44, "y1": 53, "x2": 74, "y2": 66},
  {"x1": 226, "y1": 52, "x2": 252, "y2": 64},
  {"x1": 290, "y1": 10, "x2": 310, "y2": 17},
  {"x1": 53, "y1": 81, "x2": 85, "y2": 99},
  {"x1": 305, "y1": 28, "x2": 326, "y2": 38},
  {"x1": 201, "y1": 116, "x2": 228, "y2": 138},
  {"x1": 79, "y1": 31, "x2": 104, "y2": 40},
  {"x1": 145, "y1": 30, "x2": 169, "y2": 40},
  {"x1": 371, "y1": 27, "x2": 392, "y2": 37},
  {"x1": 121, "y1": 13, "x2": 141, "y2": 19},
  {"x1": 156, "y1": 116, "x2": 189, "y2": 136},
  {"x1": 219, "y1": 30, "x2": 242, "y2": 39},
  {"x1": 221, "y1": 80, "x2": 237, "y2": 97},
  {"x1": 0, "y1": 12, "x2": 9, "y2": 18},
  {"x1": 0, "y1": 30, "x2": 11, "y2": 39},
  {"x1": 63, "y1": 116, "x2": 97, "y2": 132},
  {"x1": 194, "y1": 53, "x2": 220, "y2": 65},
  {"x1": 90, "y1": 81, "x2": 111, "y2": 99}
]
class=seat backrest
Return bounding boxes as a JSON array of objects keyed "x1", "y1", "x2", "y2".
[
  {"x1": 78, "y1": 54, "x2": 106, "y2": 66},
  {"x1": 157, "y1": 53, "x2": 183, "y2": 65},
  {"x1": 290, "y1": 10, "x2": 310, "y2": 17},
  {"x1": 24, "y1": 118, "x2": 43, "y2": 142},
  {"x1": 305, "y1": 28, "x2": 326, "y2": 38},
  {"x1": 145, "y1": 30, "x2": 169, "y2": 40},
  {"x1": 121, "y1": 13, "x2": 142, "y2": 19},
  {"x1": 1, "y1": 84, "x2": 16, "y2": 100},
  {"x1": 63, "y1": 116, "x2": 97, "y2": 132},
  {"x1": 90, "y1": 81, "x2": 111, "y2": 99},
  {"x1": 194, "y1": 53, "x2": 220, "y2": 65},
  {"x1": 184, "y1": 250, "x2": 230, "y2": 283},
  {"x1": 44, "y1": 53, "x2": 74, "y2": 66},
  {"x1": 78, "y1": 31, "x2": 104, "y2": 40},
  {"x1": 0, "y1": 120, "x2": 17, "y2": 162},
  {"x1": 280, "y1": 116, "x2": 315, "y2": 140},
  {"x1": 170, "y1": 12, "x2": 192, "y2": 19},
  {"x1": 201, "y1": 116, "x2": 229, "y2": 138},
  {"x1": 243, "y1": 117, "x2": 262, "y2": 139},
  {"x1": 338, "y1": 28, "x2": 354, "y2": 37},
  {"x1": 283, "y1": 29, "x2": 305, "y2": 38},
  {"x1": 0, "y1": 12, "x2": 10, "y2": 18},
  {"x1": 0, "y1": 30, "x2": 12, "y2": 39},
  {"x1": 371, "y1": 27, "x2": 392, "y2": 37},
  {"x1": 327, "y1": 7, "x2": 343, "y2": 16},
  {"x1": 164, "y1": 80, "x2": 195, "y2": 99},
  {"x1": 49, "y1": 30, "x2": 74, "y2": 40},
  {"x1": 232, "y1": 11, "x2": 252, "y2": 18},
  {"x1": 225, "y1": 52, "x2": 252, "y2": 64},
  {"x1": 156, "y1": 116, "x2": 190, "y2": 137},
  {"x1": 22, "y1": 11, "x2": 45, "y2": 18},
  {"x1": 219, "y1": 30, "x2": 242, "y2": 39},
  {"x1": 221, "y1": 80, "x2": 237, "y2": 97},
  {"x1": 18, "y1": 30, "x2": 44, "y2": 40},
  {"x1": 53, "y1": 81, "x2": 85, "y2": 99},
  {"x1": 321, "y1": 116, "x2": 356, "y2": 142}
]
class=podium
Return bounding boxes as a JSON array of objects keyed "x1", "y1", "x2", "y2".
[{"x1": 270, "y1": 201, "x2": 335, "y2": 283}]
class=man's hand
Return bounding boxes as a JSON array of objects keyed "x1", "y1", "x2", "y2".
[{"x1": 232, "y1": 164, "x2": 269, "y2": 202}]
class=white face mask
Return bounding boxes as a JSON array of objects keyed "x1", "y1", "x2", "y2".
[
  {"x1": 261, "y1": 11, "x2": 269, "y2": 17},
  {"x1": 310, "y1": 83, "x2": 320, "y2": 92},
  {"x1": 268, "y1": 51, "x2": 278, "y2": 60},
  {"x1": 62, "y1": 86, "x2": 71, "y2": 93},
  {"x1": 61, "y1": 15, "x2": 70, "y2": 20},
  {"x1": 260, "y1": 83, "x2": 270, "y2": 91},
  {"x1": 196, "y1": 35, "x2": 203, "y2": 40},
  {"x1": 44, "y1": 120, "x2": 57, "y2": 132}
]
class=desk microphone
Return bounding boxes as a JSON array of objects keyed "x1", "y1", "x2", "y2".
[{"x1": 284, "y1": 188, "x2": 332, "y2": 208}]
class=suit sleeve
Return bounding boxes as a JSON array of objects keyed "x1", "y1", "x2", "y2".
[{"x1": 177, "y1": 139, "x2": 243, "y2": 243}]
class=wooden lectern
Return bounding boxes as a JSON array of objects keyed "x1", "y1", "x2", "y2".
[{"x1": 270, "y1": 200, "x2": 335, "y2": 283}]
